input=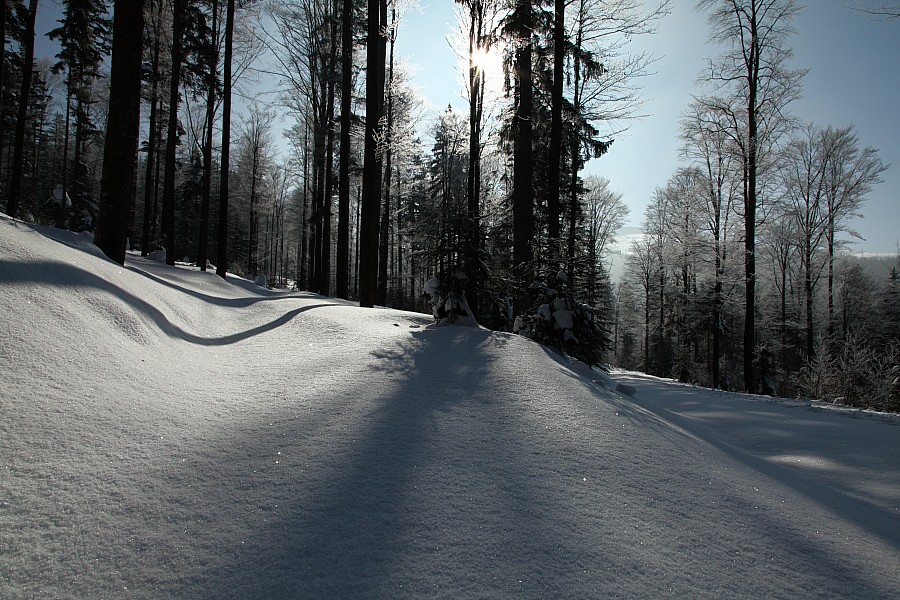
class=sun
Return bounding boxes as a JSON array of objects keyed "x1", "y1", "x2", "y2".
[{"x1": 469, "y1": 45, "x2": 502, "y2": 77}]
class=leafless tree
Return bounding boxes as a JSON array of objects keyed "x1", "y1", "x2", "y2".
[{"x1": 696, "y1": 0, "x2": 806, "y2": 391}]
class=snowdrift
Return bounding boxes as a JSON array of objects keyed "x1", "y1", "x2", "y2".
[{"x1": 1, "y1": 214, "x2": 898, "y2": 599}]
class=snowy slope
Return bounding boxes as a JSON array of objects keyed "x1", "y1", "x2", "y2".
[{"x1": 1, "y1": 214, "x2": 898, "y2": 599}]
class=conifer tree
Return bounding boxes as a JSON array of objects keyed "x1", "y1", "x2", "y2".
[
  {"x1": 4, "y1": 0, "x2": 37, "y2": 220},
  {"x1": 49, "y1": 0, "x2": 111, "y2": 230}
]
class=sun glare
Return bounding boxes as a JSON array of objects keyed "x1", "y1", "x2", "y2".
[{"x1": 470, "y1": 46, "x2": 502, "y2": 76}]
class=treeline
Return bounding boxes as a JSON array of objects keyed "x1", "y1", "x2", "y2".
[
  {"x1": 615, "y1": 0, "x2": 899, "y2": 410},
  {"x1": 3, "y1": 0, "x2": 897, "y2": 408},
  {"x1": 1, "y1": 0, "x2": 665, "y2": 366}
]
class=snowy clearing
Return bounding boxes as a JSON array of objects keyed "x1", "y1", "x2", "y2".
[{"x1": 1, "y1": 214, "x2": 898, "y2": 599}]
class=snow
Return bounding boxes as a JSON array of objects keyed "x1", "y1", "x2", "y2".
[{"x1": 1, "y1": 213, "x2": 899, "y2": 599}]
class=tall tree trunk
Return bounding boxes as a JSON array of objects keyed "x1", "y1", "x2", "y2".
[
  {"x1": 5, "y1": 0, "x2": 38, "y2": 220},
  {"x1": 310, "y1": 65, "x2": 324, "y2": 292},
  {"x1": 396, "y1": 170, "x2": 404, "y2": 304},
  {"x1": 162, "y1": 0, "x2": 185, "y2": 265},
  {"x1": 249, "y1": 149, "x2": 258, "y2": 275},
  {"x1": 150, "y1": 111, "x2": 163, "y2": 244},
  {"x1": 512, "y1": 0, "x2": 533, "y2": 314},
  {"x1": 742, "y1": 11, "x2": 760, "y2": 393},
  {"x1": 466, "y1": 0, "x2": 484, "y2": 318},
  {"x1": 321, "y1": 26, "x2": 337, "y2": 296},
  {"x1": 376, "y1": 10, "x2": 396, "y2": 307},
  {"x1": 547, "y1": 0, "x2": 564, "y2": 249},
  {"x1": 804, "y1": 244, "x2": 814, "y2": 360},
  {"x1": 644, "y1": 273, "x2": 650, "y2": 371},
  {"x1": 216, "y1": 0, "x2": 235, "y2": 279},
  {"x1": 826, "y1": 222, "x2": 835, "y2": 343},
  {"x1": 198, "y1": 0, "x2": 219, "y2": 271},
  {"x1": 0, "y1": 0, "x2": 8, "y2": 177},
  {"x1": 58, "y1": 69, "x2": 73, "y2": 228},
  {"x1": 95, "y1": 0, "x2": 144, "y2": 264},
  {"x1": 568, "y1": 5, "x2": 584, "y2": 285},
  {"x1": 300, "y1": 120, "x2": 310, "y2": 288},
  {"x1": 712, "y1": 227, "x2": 722, "y2": 389},
  {"x1": 354, "y1": 184, "x2": 361, "y2": 295},
  {"x1": 779, "y1": 255, "x2": 788, "y2": 394},
  {"x1": 141, "y1": 21, "x2": 161, "y2": 256},
  {"x1": 359, "y1": 0, "x2": 386, "y2": 307},
  {"x1": 336, "y1": 0, "x2": 353, "y2": 299}
]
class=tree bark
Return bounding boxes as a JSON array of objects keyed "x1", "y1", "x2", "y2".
[
  {"x1": 547, "y1": 0, "x2": 564, "y2": 248},
  {"x1": 376, "y1": 9, "x2": 397, "y2": 307},
  {"x1": 322, "y1": 71, "x2": 336, "y2": 296},
  {"x1": 742, "y1": 9, "x2": 760, "y2": 393},
  {"x1": 140, "y1": 6, "x2": 162, "y2": 256},
  {"x1": 5, "y1": 0, "x2": 39, "y2": 220},
  {"x1": 95, "y1": 0, "x2": 144, "y2": 264},
  {"x1": 465, "y1": 0, "x2": 485, "y2": 318},
  {"x1": 336, "y1": 0, "x2": 353, "y2": 299},
  {"x1": 0, "y1": 0, "x2": 8, "y2": 176},
  {"x1": 512, "y1": 0, "x2": 534, "y2": 314},
  {"x1": 162, "y1": 0, "x2": 185, "y2": 265},
  {"x1": 359, "y1": 0, "x2": 386, "y2": 307},
  {"x1": 198, "y1": 0, "x2": 219, "y2": 271},
  {"x1": 216, "y1": 0, "x2": 235, "y2": 279}
]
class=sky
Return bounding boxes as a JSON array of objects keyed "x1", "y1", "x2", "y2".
[
  {"x1": 3, "y1": 212, "x2": 900, "y2": 597},
  {"x1": 395, "y1": 0, "x2": 900, "y2": 254},
  {"x1": 28, "y1": 0, "x2": 900, "y2": 254}
]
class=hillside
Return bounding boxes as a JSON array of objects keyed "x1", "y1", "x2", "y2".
[{"x1": 1, "y1": 214, "x2": 898, "y2": 599}]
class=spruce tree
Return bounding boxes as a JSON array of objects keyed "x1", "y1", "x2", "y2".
[{"x1": 49, "y1": 0, "x2": 111, "y2": 230}]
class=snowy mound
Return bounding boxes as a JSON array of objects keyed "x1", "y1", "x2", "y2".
[{"x1": 1, "y1": 214, "x2": 898, "y2": 599}]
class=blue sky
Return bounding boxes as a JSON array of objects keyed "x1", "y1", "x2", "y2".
[
  {"x1": 30, "y1": 0, "x2": 899, "y2": 254},
  {"x1": 396, "y1": 1, "x2": 899, "y2": 255}
]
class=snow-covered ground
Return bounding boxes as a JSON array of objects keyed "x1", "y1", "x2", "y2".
[{"x1": 1, "y1": 213, "x2": 898, "y2": 599}]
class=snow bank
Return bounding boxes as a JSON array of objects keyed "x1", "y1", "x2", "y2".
[{"x1": 1, "y1": 214, "x2": 898, "y2": 599}]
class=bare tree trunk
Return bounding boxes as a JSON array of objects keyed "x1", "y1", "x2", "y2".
[
  {"x1": 321, "y1": 33, "x2": 337, "y2": 296},
  {"x1": 216, "y1": 0, "x2": 235, "y2": 279},
  {"x1": 199, "y1": 0, "x2": 219, "y2": 271},
  {"x1": 162, "y1": 0, "x2": 185, "y2": 265},
  {"x1": 151, "y1": 112, "x2": 163, "y2": 244},
  {"x1": 512, "y1": 0, "x2": 534, "y2": 314},
  {"x1": 336, "y1": 0, "x2": 353, "y2": 299},
  {"x1": 396, "y1": 170, "x2": 404, "y2": 304},
  {"x1": 5, "y1": 0, "x2": 38, "y2": 220},
  {"x1": 58, "y1": 68, "x2": 73, "y2": 228},
  {"x1": 377, "y1": 9, "x2": 397, "y2": 306},
  {"x1": 141, "y1": 12, "x2": 162, "y2": 256},
  {"x1": 96, "y1": 0, "x2": 144, "y2": 264},
  {"x1": 249, "y1": 147, "x2": 258, "y2": 275},
  {"x1": 804, "y1": 244, "x2": 814, "y2": 360},
  {"x1": 0, "y1": 0, "x2": 8, "y2": 180},
  {"x1": 547, "y1": 0, "x2": 564, "y2": 248},
  {"x1": 567, "y1": 6, "x2": 584, "y2": 286},
  {"x1": 300, "y1": 120, "x2": 310, "y2": 288},
  {"x1": 359, "y1": 0, "x2": 386, "y2": 307},
  {"x1": 465, "y1": 0, "x2": 486, "y2": 317}
]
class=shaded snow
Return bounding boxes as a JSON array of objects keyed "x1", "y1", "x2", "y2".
[{"x1": 1, "y1": 214, "x2": 898, "y2": 599}]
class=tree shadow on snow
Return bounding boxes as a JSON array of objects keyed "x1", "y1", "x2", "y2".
[
  {"x1": 609, "y1": 374, "x2": 900, "y2": 552},
  {"x1": 195, "y1": 326, "x2": 626, "y2": 599},
  {"x1": 125, "y1": 257, "x2": 317, "y2": 308},
  {"x1": 0, "y1": 258, "x2": 334, "y2": 346}
]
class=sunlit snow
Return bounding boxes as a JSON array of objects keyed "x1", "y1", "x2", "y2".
[{"x1": 1, "y1": 213, "x2": 898, "y2": 599}]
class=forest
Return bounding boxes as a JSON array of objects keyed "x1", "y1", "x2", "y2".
[{"x1": 1, "y1": 0, "x2": 897, "y2": 410}]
